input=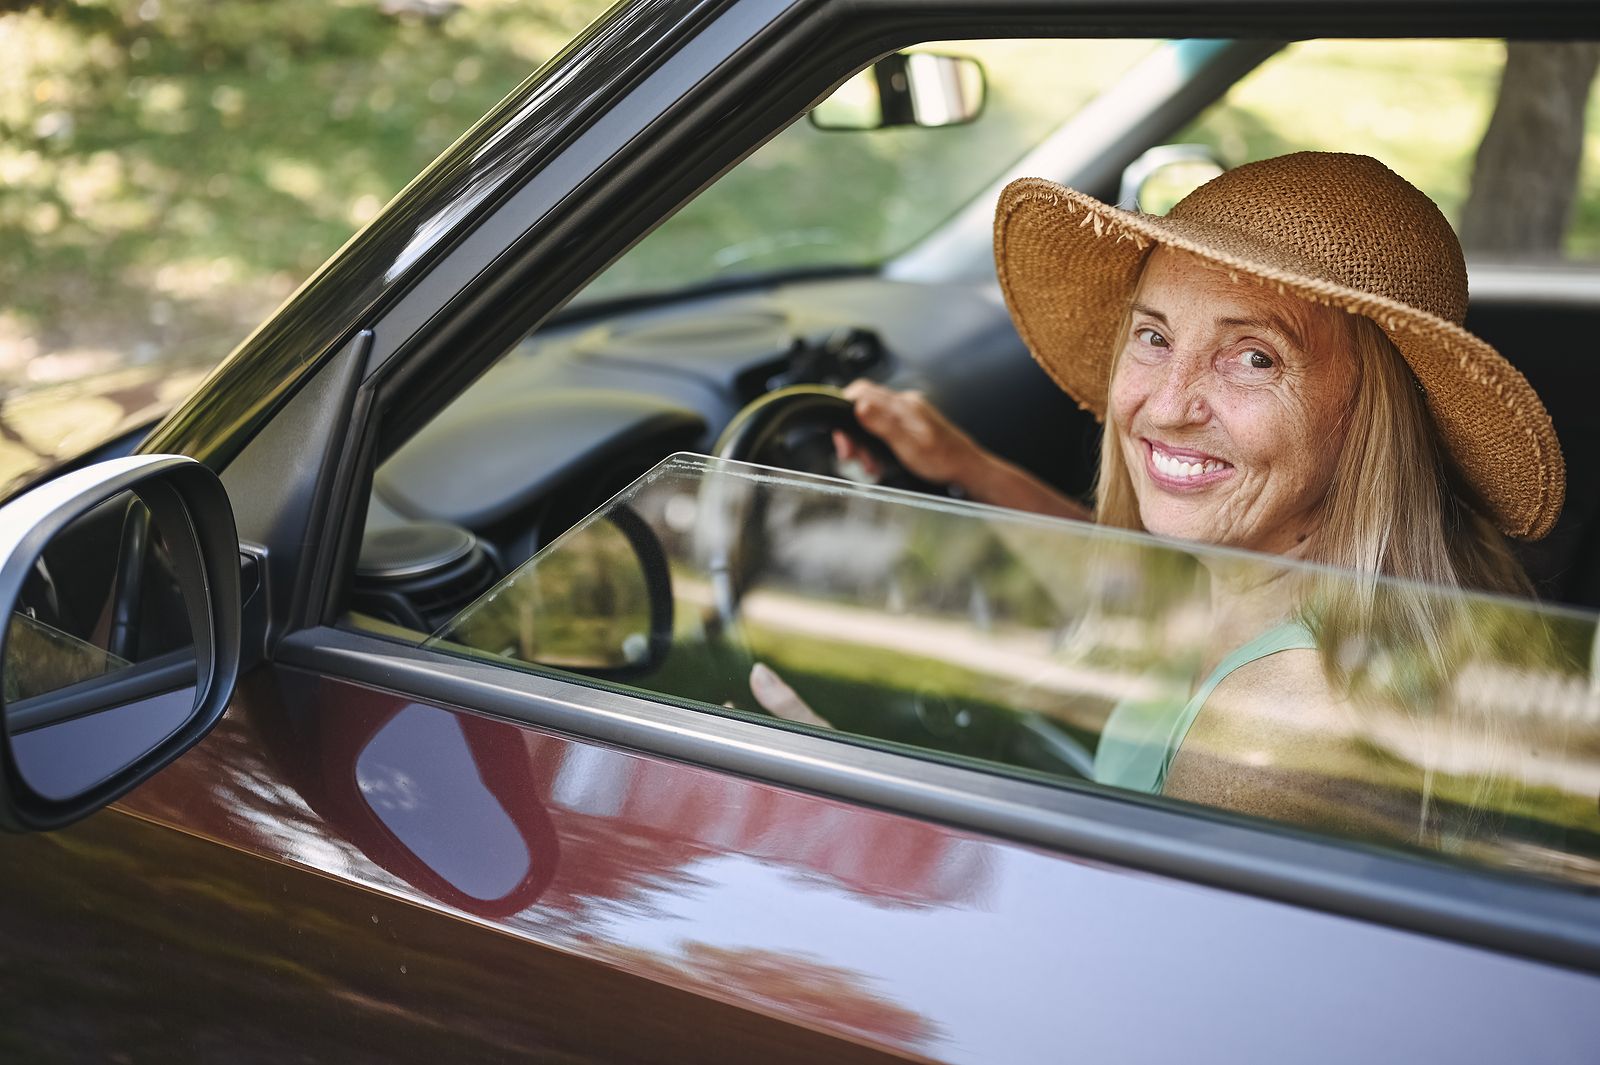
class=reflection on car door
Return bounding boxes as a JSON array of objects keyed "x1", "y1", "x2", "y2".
[{"x1": 5, "y1": 658, "x2": 1593, "y2": 1063}]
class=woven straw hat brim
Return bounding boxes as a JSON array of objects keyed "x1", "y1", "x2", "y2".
[{"x1": 994, "y1": 177, "x2": 1565, "y2": 541}]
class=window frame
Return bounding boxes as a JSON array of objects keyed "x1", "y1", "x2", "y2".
[{"x1": 214, "y1": 0, "x2": 1600, "y2": 974}]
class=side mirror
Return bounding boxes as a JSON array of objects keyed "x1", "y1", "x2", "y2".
[
  {"x1": 809, "y1": 52, "x2": 986, "y2": 131},
  {"x1": 0, "y1": 455, "x2": 240, "y2": 831},
  {"x1": 1117, "y1": 144, "x2": 1227, "y2": 214}
]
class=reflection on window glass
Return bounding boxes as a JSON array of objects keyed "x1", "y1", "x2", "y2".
[{"x1": 431, "y1": 455, "x2": 1600, "y2": 889}]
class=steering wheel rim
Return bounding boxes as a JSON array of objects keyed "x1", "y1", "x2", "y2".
[
  {"x1": 712, "y1": 384, "x2": 945, "y2": 495},
  {"x1": 704, "y1": 386, "x2": 1096, "y2": 779}
]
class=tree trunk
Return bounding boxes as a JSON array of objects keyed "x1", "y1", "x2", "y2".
[{"x1": 1459, "y1": 42, "x2": 1600, "y2": 257}]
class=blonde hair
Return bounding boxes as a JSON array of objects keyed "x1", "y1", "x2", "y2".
[
  {"x1": 1094, "y1": 307, "x2": 1527, "y2": 596},
  {"x1": 1091, "y1": 289, "x2": 1555, "y2": 846}
]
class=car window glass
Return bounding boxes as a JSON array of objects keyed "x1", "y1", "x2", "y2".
[
  {"x1": 429, "y1": 454, "x2": 1600, "y2": 891},
  {"x1": 581, "y1": 39, "x2": 1159, "y2": 302},
  {"x1": 1177, "y1": 39, "x2": 1600, "y2": 262}
]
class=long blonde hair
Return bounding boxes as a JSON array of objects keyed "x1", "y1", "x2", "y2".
[
  {"x1": 1091, "y1": 291, "x2": 1559, "y2": 846},
  {"x1": 1094, "y1": 308, "x2": 1527, "y2": 596}
]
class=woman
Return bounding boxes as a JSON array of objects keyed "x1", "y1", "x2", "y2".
[{"x1": 757, "y1": 152, "x2": 1569, "y2": 841}]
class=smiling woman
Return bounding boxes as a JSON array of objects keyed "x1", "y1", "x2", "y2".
[
  {"x1": 829, "y1": 151, "x2": 1563, "y2": 831},
  {"x1": 1108, "y1": 248, "x2": 1359, "y2": 558}
]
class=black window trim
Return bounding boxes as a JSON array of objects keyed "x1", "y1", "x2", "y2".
[{"x1": 281, "y1": 623, "x2": 1600, "y2": 975}]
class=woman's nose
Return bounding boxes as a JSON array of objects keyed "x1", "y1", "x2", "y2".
[{"x1": 1143, "y1": 350, "x2": 1212, "y2": 427}]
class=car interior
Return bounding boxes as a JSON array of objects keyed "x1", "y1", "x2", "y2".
[{"x1": 347, "y1": 36, "x2": 1600, "y2": 641}]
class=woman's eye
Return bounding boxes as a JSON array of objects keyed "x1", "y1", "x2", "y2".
[
  {"x1": 1136, "y1": 328, "x2": 1168, "y2": 348},
  {"x1": 1243, "y1": 349, "x2": 1274, "y2": 370}
]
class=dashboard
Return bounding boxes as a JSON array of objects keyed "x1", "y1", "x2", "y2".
[{"x1": 355, "y1": 274, "x2": 1099, "y2": 630}]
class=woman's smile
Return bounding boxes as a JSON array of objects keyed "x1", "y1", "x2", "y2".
[
  {"x1": 1109, "y1": 247, "x2": 1357, "y2": 556},
  {"x1": 1143, "y1": 438, "x2": 1234, "y2": 489}
]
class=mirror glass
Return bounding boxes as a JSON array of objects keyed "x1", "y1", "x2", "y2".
[
  {"x1": 4, "y1": 489, "x2": 201, "y2": 801},
  {"x1": 810, "y1": 53, "x2": 986, "y2": 131},
  {"x1": 432, "y1": 515, "x2": 661, "y2": 674},
  {"x1": 1118, "y1": 145, "x2": 1228, "y2": 214}
]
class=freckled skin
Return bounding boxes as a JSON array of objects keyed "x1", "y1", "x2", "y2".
[{"x1": 1110, "y1": 249, "x2": 1358, "y2": 556}]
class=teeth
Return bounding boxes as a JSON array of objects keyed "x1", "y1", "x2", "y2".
[{"x1": 1151, "y1": 446, "x2": 1227, "y2": 480}]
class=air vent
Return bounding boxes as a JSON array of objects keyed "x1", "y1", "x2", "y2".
[{"x1": 354, "y1": 522, "x2": 501, "y2": 633}]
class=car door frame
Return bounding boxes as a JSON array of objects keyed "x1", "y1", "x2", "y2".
[{"x1": 147, "y1": 0, "x2": 1600, "y2": 974}]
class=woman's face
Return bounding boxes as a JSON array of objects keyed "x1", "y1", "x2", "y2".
[{"x1": 1108, "y1": 248, "x2": 1358, "y2": 556}]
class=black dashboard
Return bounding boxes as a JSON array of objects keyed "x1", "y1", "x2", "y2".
[{"x1": 367, "y1": 274, "x2": 1099, "y2": 564}]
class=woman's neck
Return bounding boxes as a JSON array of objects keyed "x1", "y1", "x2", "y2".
[{"x1": 1200, "y1": 555, "x2": 1302, "y2": 654}]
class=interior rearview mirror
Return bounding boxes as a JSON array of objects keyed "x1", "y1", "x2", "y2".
[
  {"x1": 809, "y1": 52, "x2": 986, "y2": 131},
  {"x1": 0, "y1": 455, "x2": 240, "y2": 831}
]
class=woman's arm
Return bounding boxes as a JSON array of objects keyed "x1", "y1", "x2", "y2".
[{"x1": 840, "y1": 380, "x2": 1091, "y2": 522}]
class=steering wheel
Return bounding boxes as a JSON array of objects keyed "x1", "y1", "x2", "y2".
[
  {"x1": 703, "y1": 385, "x2": 1097, "y2": 780},
  {"x1": 712, "y1": 384, "x2": 946, "y2": 496}
]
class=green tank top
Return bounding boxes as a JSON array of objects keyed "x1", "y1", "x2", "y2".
[{"x1": 1092, "y1": 620, "x2": 1316, "y2": 794}]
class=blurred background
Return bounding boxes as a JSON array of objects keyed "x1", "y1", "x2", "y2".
[{"x1": 3, "y1": 3, "x2": 1600, "y2": 400}]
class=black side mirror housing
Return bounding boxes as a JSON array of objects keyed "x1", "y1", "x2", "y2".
[{"x1": 0, "y1": 455, "x2": 241, "y2": 831}]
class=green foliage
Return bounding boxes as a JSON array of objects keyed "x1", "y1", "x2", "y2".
[
  {"x1": 589, "y1": 39, "x2": 1158, "y2": 297},
  {"x1": 0, "y1": 0, "x2": 611, "y2": 384}
]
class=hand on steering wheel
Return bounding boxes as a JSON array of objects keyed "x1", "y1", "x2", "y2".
[
  {"x1": 713, "y1": 383, "x2": 952, "y2": 495},
  {"x1": 836, "y1": 380, "x2": 988, "y2": 491}
]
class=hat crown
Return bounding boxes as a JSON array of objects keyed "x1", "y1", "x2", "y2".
[{"x1": 1168, "y1": 152, "x2": 1469, "y2": 324}]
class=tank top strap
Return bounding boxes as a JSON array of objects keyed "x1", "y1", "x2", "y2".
[
  {"x1": 1185, "y1": 618, "x2": 1318, "y2": 711},
  {"x1": 1155, "y1": 618, "x2": 1318, "y2": 788}
]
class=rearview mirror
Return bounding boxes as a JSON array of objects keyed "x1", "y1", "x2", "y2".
[
  {"x1": 0, "y1": 455, "x2": 240, "y2": 831},
  {"x1": 809, "y1": 53, "x2": 986, "y2": 131}
]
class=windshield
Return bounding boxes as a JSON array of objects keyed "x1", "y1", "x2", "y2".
[
  {"x1": 581, "y1": 39, "x2": 1159, "y2": 302},
  {"x1": 431, "y1": 454, "x2": 1600, "y2": 889}
]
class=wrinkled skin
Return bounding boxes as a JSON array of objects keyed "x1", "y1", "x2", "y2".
[{"x1": 1110, "y1": 248, "x2": 1358, "y2": 557}]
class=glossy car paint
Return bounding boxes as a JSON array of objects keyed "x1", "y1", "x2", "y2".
[{"x1": 4, "y1": 668, "x2": 1585, "y2": 1062}]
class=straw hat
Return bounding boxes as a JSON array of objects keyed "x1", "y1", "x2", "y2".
[{"x1": 993, "y1": 151, "x2": 1564, "y2": 540}]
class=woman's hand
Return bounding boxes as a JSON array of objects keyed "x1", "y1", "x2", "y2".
[
  {"x1": 749, "y1": 663, "x2": 833, "y2": 728},
  {"x1": 834, "y1": 380, "x2": 985, "y2": 487},
  {"x1": 835, "y1": 380, "x2": 1092, "y2": 522}
]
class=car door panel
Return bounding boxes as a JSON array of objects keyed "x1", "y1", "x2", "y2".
[
  {"x1": 4, "y1": 671, "x2": 919, "y2": 1064},
  {"x1": 9, "y1": 664, "x2": 1580, "y2": 1064}
]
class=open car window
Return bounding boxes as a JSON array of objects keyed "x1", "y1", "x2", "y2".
[
  {"x1": 429, "y1": 454, "x2": 1600, "y2": 890},
  {"x1": 1178, "y1": 39, "x2": 1600, "y2": 262}
]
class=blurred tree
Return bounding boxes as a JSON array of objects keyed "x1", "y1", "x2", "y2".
[
  {"x1": 0, "y1": 0, "x2": 608, "y2": 389},
  {"x1": 1461, "y1": 42, "x2": 1600, "y2": 255}
]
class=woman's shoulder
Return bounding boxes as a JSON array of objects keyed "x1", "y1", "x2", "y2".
[
  {"x1": 1177, "y1": 647, "x2": 1358, "y2": 764},
  {"x1": 1162, "y1": 646, "x2": 1392, "y2": 830}
]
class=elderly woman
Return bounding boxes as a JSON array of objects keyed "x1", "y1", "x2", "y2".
[{"x1": 757, "y1": 152, "x2": 1567, "y2": 833}]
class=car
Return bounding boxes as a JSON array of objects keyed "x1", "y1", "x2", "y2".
[{"x1": 4, "y1": 2, "x2": 1600, "y2": 1061}]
